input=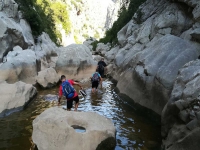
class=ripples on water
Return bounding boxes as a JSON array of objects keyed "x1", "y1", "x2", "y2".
[{"x1": 0, "y1": 80, "x2": 161, "y2": 150}]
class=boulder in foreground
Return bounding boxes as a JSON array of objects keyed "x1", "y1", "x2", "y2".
[{"x1": 32, "y1": 107, "x2": 116, "y2": 150}]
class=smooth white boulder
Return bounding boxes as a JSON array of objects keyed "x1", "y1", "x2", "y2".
[
  {"x1": 32, "y1": 107, "x2": 116, "y2": 150},
  {"x1": 36, "y1": 68, "x2": 59, "y2": 88},
  {"x1": 0, "y1": 81, "x2": 37, "y2": 117},
  {"x1": 55, "y1": 44, "x2": 97, "y2": 80},
  {"x1": 0, "y1": 49, "x2": 38, "y2": 84}
]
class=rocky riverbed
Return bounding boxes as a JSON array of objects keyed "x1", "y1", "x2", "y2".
[{"x1": 0, "y1": 80, "x2": 161, "y2": 150}]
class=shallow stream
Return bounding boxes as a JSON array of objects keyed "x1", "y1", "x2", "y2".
[{"x1": 0, "y1": 80, "x2": 161, "y2": 150}]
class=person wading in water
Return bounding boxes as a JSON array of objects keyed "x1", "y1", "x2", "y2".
[
  {"x1": 97, "y1": 57, "x2": 107, "y2": 78},
  {"x1": 58, "y1": 75, "x2": 82, "y2": 111},
  {"x1": 90, "y1": 69, "x2": 102, "y2": 93}
]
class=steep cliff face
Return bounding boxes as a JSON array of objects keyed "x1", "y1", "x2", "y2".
[
  {"x1": 104, "y1": 0, "x2": 200, "y2": 115},
  {"x1": 99, "y1": 0, "x2": 200, "y2": 149},
  {"x1": 62, "y1": 0, "x2": 121, "y2": 46}
]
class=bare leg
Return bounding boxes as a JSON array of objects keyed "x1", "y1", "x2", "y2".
[{"x1": 74, "y1": 102, "x2": 79, "y2": 111}]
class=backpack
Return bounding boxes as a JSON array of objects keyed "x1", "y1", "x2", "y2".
[
  {"x1": 62, "y1": 80, "x2": 75, "y2": 99},
  {"x1": 98, "y1": 64, "x2": 104, "y2": 72},
  {"x1": 92, "y1": 72, "x2": 100, "y2": 82}
]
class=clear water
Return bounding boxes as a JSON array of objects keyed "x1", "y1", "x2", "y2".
[
  {"x1": 0, "y1": 80, "x2": 161, "y2": 150},
  {"x1": 71, "y1": 125, "x2": 86, "y2": 133}
]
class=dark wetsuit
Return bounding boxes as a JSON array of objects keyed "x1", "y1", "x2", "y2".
[{"x1": 97, "y1": 61, "x2": 107, "y2": 78}]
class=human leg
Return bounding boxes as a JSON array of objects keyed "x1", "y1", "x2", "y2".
[
  {"x1": 73, "y1": 96, "x2": 79, "y2": 111},
  {"x1": 92, "y1": 81, "x2": 98, "y2": 93},
  {"x1": 67, "y1": 99, "x2": 73, "y2": 111},
  {"x1": 92, "y1": 81, "x2": 96, "y2": 93}
]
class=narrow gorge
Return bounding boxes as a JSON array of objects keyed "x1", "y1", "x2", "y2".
[{"x1": 0, "y1": 0, "x2": 200, "y2": 150}]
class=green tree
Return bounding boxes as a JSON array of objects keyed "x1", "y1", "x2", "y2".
[
  {"x1": 97, "y1": 0, "x2": 146, "y2": 46},
  {"x1": 15, "y1": 0, "x2": 71, "y2": 45}
]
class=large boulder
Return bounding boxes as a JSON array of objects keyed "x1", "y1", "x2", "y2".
[
  {"x1": 114, "y1": 35, "x2": 200, "y2": 115},
  {"x1": 162, "y1": 59, "x2": 200, "y2": 150},
  {"x1": 0, "y1": 81, "x2": 37, "y2": 117},
  {"x1": 32, "y1": 107, "x2": 116, "y2": 150},
  {"x1": 110, "y1": 0, "x2": 200, "y2": 116},
  {"x1": 0, "y1": 12, "x2": 28, "y2": 62},
  {"x1": 105, "y1": 46, "x2": 120, "y2": 63},
  {"x1": 36, "y1": 68, "x2": 60, "y2": 88},
  {"x1": 34, "y1": 33, "x2": 59, "y2": 70},
  {"x1": 96, "y1": 43, "x2": 111, "y2": 55},
  {"x1": 0, "y1": 48, "x2": 38, "y2": 84},
  {"x1": 55, "y1": 44, "x2": 97, "y2": 80},
  {"x1": 1, "y1": 0, "x2": 18, "y2": 18}
]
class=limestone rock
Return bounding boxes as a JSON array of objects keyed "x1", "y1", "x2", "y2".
[
  {"x1": 105, "y1": 46, "x2": 120, "y2": 63},
  {"x1": 0, "y1": 49, "x2": 38, "y2": 84},
  {"x1": 36, "y1": 68, "x2": 59, "y2": 88},
  {"x1": 0, "y1": 81, "x2": 37, "y2": 117},
  {"x1": 63, "y1": 0, "x2": 121, "y2": 45},
  {"x1": 0, "y1": 12, "x2": 28, "y2": 62},
  {"x1": 115, "y1": 35, "x2": 200, "y2": 115},
  {"x1": 32, "y1": 107, "x2": 116, "y2": 150},
  {"x1": 1, "y1": 0, "x2": 18, "y2": 18},
  {"x1": 96, "y1": 43, "x2": 111, "y2": 55},
  {"x1": 34, "y1": 32, "x2": 59, "y2": 70},
  {"x1": 20, "y1": 19, "x2": 34, "y2": 46},
  {"x1": 162, "y1": 59, "x2": 200, "y2": 150},
  {"x1": 190, "y1": 28, "x2": 200, "y2": 40},
  {"x1": 83, "y1": 37, "x2": 96, "y2": 51},
  {"x1": 55, "y1": 44, "x2": 97, "y2": 80}
]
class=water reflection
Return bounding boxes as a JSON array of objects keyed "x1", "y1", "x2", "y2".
[{"x1": 0, "y1": 80, "x2": 161, "y2": 150}]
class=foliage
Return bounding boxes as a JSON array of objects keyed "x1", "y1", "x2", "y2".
[
  {"x1": 15, "y1": 0, "x2": 71, "y2": 45},
  {"x1": 82, "y1": 34, "x2": 89, "y2": 39},
  {"x1": 97, "y1": 0, "x2": 146, "y2": 46},
  {"x1": 94, "y1": 31, "x2": 100, "y2": 39},
  {"x1": 91, "y1": 41, "x2": 98, "y2": 51}
]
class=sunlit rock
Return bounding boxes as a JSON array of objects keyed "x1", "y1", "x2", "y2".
[
  {"x1": 0, "y1": 81, "x2": 37, "y2": 117},
  {"x1": 0, "y1": 49, "x2": 38, "y2": 84},
  {"x1": 36, "y1": 68, "x2": 60, "y2": 88},
  {"x1": 55, "y1": 44, "x2": 97, "y2": 81},
  {"x1": 32, "y1": 107, "x2": 116, "y2": 150}
]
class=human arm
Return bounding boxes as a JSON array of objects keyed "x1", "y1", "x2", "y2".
[
  {"x1": 58, "y1": 86, "x2": 62, "y2": 105},
  {"x1": 98, "y1": 73, "x2": 103, "y2": 88},
  {"x1": 72, "y1": 81, "x2": 83, "y2": 89},
  {"x1": 103, "y1": 61, "x2": 107, "y2": 67}
]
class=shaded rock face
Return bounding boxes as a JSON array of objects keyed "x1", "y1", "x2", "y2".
[
  {"x1": 113, "y1": 34, "x2": 200, "y2": 115},
  {"x1": 162, "y1": 60, "x2": 200, "y2": 150},
  {"x1": 0, "y1": 81, "x2": 37, "y2": 117},
  {"x1": 32, "y1": 107, "x2": 116, "y2": 150},
  {"x1": 0, "y1": 12, "x2": 28, "y2": 62},
  {"x1": 102, "y1": 0, "x2": 200, "y2": 115},
  {"x1": 55, "y1": 44, "x2": 97, "y2": 80}
]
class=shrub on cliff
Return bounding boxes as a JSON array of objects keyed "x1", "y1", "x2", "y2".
[
  {"x1": 95, "y1": 0, "x2": 146, "y2": 47},
  {"x1": 15, "y1": 0, "x2": 71, "y2": 45}
]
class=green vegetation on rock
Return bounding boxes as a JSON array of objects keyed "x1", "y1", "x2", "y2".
[
  {"x1": 92, "y1": 0, "x2": 146, "y2": 48},
  {"x1": 15, "y1": 0, "x2": 71, "y2": 45}
]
